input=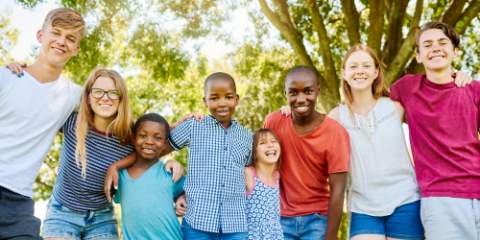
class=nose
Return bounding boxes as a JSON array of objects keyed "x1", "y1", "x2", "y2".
[
  {"x1": 101, "y1": 93, "x2": 110, "y2": 101},
  {"x1": 296, "y1": 93, "x2": 306, "y2": 103}
]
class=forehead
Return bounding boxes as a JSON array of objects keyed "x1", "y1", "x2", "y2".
[
  {"x1": 44, "y1": 24, "x2": 82, "y2": 38},
  {"x1": 138, "y1": 121, "x2": 166, "y2": 134},
  {"x1": 346, "y1": 51, "x2": 375, "y2": 64},
  {"x1": 92, "y1": 77, "x2": 116, "y2": 89},
  {"x1": 285, "y1": 71, "x2": 317, "y2": 87},
  {"x1": 206, "y1": 78, "x2": 235, "y2": 94},
  {"x1": 419, "y1": 29, "x2": 451, "y2": 43}
]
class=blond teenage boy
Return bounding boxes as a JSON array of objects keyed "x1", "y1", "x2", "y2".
[{"x1": 0, "y1": 8, "x2": 85, "y2": 239}]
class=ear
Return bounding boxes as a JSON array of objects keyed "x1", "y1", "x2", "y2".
[
  {"x1": 202, "y1": 96, "x2": 208, "y2": 108},
  {"x1": 72, "y1": 46, "x2": 80, "y2": 57},
  {"x1": 163, "y1": 139, "x2": 169, "y2": 150},
  {"x1": 283, "y1": 87, "x2": 287, "y2": 98},
  {"x1": 235, "y1": 94, "x2": 240, "y2": 103},
  {"x1": 452, "y1": 47, "x2": 458, "y2": 60},
  {"x1": 415, "y1": 52, "x2": 422, "y2": 64},
  {"x1": 36, "y1": 29, "x2": 43, "y2": 44},
  {"x1": 374, "y1": 67, "x2": 379, "y2": 79}
]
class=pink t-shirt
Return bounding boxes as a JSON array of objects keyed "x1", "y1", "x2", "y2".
[{"x1": 390, "y1": 74, "x2": 480, "y2": 199}]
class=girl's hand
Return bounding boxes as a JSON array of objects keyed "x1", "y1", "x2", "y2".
[
  {"x1": 5, "y1": 62, "x2": 27, "y2": 78},
  {"x1": 165, "y1": 159, "x2": 184, "y2": 182},
  {"x1": 453, "y1": 71, "x2": 473, "y2": 87},
  {"x1": 104, "y1": 165, "x2": 119, "y2": 203},
  {"x1": 279, "y1": 105, "x2": 291, "y2": 116},
  {"x1": 175, "y1": 195, "x2": 187, "y2": 216},
  {"x1": 169, "y1": 113, "x2": 205, "y2": 130}
]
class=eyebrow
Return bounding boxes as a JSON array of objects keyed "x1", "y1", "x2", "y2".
[
  {"x1": 288, "y1": 85, "x2": 314, "y2": 90},
  {"x1": 422, "y1": 38, "x2": 449, "y2": 44}
]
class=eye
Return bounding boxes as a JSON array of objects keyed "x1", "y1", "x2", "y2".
[
  {"x1": 226, "y1": 96, "x2": 233, "y2": 99},
  {"x1": 306, "y1": 90, "x2": 313, "y2": 94},
  {"x1": 441, "y1": 42, "x2": 447, "y2": 45},
  {"x1": 288, "y1": 91, "x2": 297, "y2": 96},
  {"x1": 110, "y1": 91, "x2": 120, "y2": 97},
  {"x1": 211, "y1": 97, "x2": 218, "y2": 100},
  {"x1": 349, "y1": 66, "x2": 356, "y2": 69},
  {"x1": 68, "y1": 38, "x2": 75, "y2": 43},
  {"x1": 424, "y1": 44, "x2": 431, "y2": 48},
  {"x1": 140, "y1": 134, "x2": 146, "y2": 138}
]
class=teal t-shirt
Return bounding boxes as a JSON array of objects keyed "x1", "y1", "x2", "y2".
[{"x1": 114, "y1": 161, "x2": 185, "y2": 240}]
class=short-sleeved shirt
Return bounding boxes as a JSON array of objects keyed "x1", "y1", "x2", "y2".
[
  {"x1": 52, "y1": 112, "x2": 135, "y2": 212},
  {"x1": 0, "y1": 68, "x2": 82, "y2": 198},
  {"x1": 390, "y1": 74, "x2": 480, "y2": 199},
  {"x1": 114, "y1": 161, "x2": 185, "y2": 240},
  {"x1": 264, "y1": 111, "x2": 350, "y2": 216},
  {"x1": 169, "y1": 115, "x2": 253, "y2": 233}
]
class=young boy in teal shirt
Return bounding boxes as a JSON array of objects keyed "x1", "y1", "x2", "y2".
[{"x1": 114, "y1": 113, "x2": 185, "y2": 239}]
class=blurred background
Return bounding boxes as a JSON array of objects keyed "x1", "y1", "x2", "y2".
[{"x1": 1, "y1": 0, "x2": 479, "y2": 238}]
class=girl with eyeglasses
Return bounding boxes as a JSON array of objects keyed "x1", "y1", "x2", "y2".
[{"x1": 4, "y1": 65, "x2": 194, "y2": 239}]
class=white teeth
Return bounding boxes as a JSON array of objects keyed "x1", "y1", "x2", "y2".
[
  {"x1": 142, "y1": 148, "x2": 154, "y2": 153},
  {"x1": 53, "y1": 48, "x2": 64, "y2": 53},
  {"x1": 355, "y1": 78, "x2": 366, "y2": 81},
  {"x1": 431, "y1": 56, "x2": 444, "y2": 60},
  {"x1": 265, "y1": 151, "x2": 276, "y2": 156},
  {"x1": 99, "y1": 105, "x2": 111, "y2": 107},
  {"x1": 297, "y1": 107, "x2": 307, "y2": 110}
]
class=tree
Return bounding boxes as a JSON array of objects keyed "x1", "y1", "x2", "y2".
[
  {"x1": 256, "y1": 0, "x2": 480, "y2": 111},
  {"x1": 0, "y1": 7, "x2": 19, "y2": 66}
]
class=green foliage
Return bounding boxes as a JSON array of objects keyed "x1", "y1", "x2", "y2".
[{"x1": 0, "y1": 7, "x2": 19, "y2": 66}]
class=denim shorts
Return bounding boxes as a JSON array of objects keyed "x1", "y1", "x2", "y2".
[
  {"x1": 281, "y1": 213, "x2": 328, "y2": 240},
  {"x1": 42, "y1": 195, "x2": 119, "y2": 240},
  {"x1": 350, "y1": 201, "x2": 425, "y2": 239},
  {"x1": 181, "y1": 219, "x2": 247, "y2": 240}
]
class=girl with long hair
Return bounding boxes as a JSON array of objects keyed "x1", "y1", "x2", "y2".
[{"x1": 245, "y1": 128, "x2": 283, "y2": 240}]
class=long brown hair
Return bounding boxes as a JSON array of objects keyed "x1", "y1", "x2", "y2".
[
  {"x1": 75, "y1": 68, "x2": 133, "y2": 177},
  {"x1": 341, "y1": 44, "x2": 390, "y2": 121},
  {"x1": 251, "y1": 128, "x2": 282, "y2": 171}
]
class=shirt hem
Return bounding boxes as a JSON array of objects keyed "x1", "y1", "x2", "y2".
[{"x1": 422, "y1": 191, "x2": 480, "y2": 199}]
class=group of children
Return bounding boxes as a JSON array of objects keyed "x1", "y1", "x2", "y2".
[{"x1": 1, "y1": 6, "x2": 479, "y2": 240}]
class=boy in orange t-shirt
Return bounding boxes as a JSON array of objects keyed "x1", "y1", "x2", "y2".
[{"x1": 264, "y1": 65, "x2": 350, "y2": 240}]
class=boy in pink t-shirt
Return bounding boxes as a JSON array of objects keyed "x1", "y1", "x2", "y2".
[{"x1": 390, "y1": 21, "x2": 480, "y2": 240}]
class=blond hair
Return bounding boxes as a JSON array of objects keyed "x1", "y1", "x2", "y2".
[
  {"x1": 75, "y1": 68, "x2": 133, "y2": 177},
  {"x1": 42, "y1": 7, "x2": 86, "y2": 40},
  {"x1": 341, "y1": 44, "x2": 390, "y2": 122}
]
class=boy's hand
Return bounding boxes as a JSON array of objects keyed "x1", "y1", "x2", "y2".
[
  {"x1": 279, "y1": 105, "x2": 291, "y2": 116},
  {"x1": 453, "y1": 71, "x2": 473, "y2": 87},
  {"x1": 170, "y1": 113, "x2": 205, "y2": 130},
  {"x1": 165, "y1": 159, "x2": 184, "y2": 182},
  {"x1": 5, "y1": 62, "x2": 27, "y2": 78},
  {"x1": 104, "y1": 165, "x2": 119, "y2": 203},
  {"x1": 175, "y1": 195, "x2": 187, "y2": 216}
]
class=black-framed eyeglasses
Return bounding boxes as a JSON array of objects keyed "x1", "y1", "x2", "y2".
[{"x1": 90, "y1": 88, "x2": 120, "y2": 100}]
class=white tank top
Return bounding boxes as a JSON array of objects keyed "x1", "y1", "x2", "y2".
[{"x1": 339, "y1": 97, "x2": 420, "y2": 216}]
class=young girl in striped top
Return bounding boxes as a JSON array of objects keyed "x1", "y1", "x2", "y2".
[{"x1": 245, "y1": 128, "x2": 283, "y2": 240}]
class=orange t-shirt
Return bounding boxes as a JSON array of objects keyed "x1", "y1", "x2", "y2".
[{"x1": 264, "y1": 111, "x2": 350, "y2": 217}]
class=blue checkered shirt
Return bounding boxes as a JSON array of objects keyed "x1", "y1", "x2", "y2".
[{"x1": 169, "y1": 115, "x2": 253, "y2": 233}]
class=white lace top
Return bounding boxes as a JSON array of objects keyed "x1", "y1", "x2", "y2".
[{"x1": 339, "y1": 97, "x2": 420, "y2": 216}]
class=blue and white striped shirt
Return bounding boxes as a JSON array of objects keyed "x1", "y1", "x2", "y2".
[
  {"x1": 52, "y1": 112, "x2": 135, "y2": 212},
  {"x1": 169, "y1": 115, "x2": 253, "y2": 233}
]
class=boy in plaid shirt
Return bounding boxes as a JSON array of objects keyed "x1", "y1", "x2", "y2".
[{"x1": 169, "y1": 72, "x2": 253, "y2": 239}]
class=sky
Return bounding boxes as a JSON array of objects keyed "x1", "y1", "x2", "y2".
[{"x1": 0, "y1": 0, "x2": 412, "y2": 226}]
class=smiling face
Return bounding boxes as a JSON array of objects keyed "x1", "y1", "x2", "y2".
[
  {"x1": 342, "y1": 51, "x2": 379, "y2": 93},
  {"x1": 416, "y1": 29, "x2": 458, "y2": 72},
  {"x1": 203, "y1": 78, "x2": 239, "y2": 129},
  {"x1": 254, "y1": 132, "x2": 281, "y2": 167},
  {"x1": 134, "y1": 121, "x2": 168, "y2": 161},
  {"x1": 88, "y1": 76, "x2": 120, "y2": 122},
  {"x1": 284, "y1": 71, "x2": 320, "y2": 118},
  {"x1": 37, "y1": 24, "x2": 80, "y2": 67}
]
